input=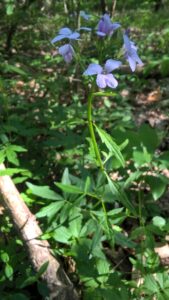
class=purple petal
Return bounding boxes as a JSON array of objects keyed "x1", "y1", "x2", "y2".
[
  {"x1": 97, "y1": 15, "x2": 111, "y2": 35},
  {"x1": 104, "y1": 59, "x2": 122, "y2": 73},
  {"x1": 64, "y1": 52, "x2": 73, "y2": 63},
  {"x1": 51, "y1": 35, "x2": 65, "y2": 43},
  {"x1": 83, "y1": 63, "x2": 103, "y2": 76},
  {"x1": 79, "y1": 27, "x2": 91, "y2": 31},
  {"x1": 68, "y1": 32, "x2": 80, "y2": 40},
  {"x1": 97, "y1": 19, "x2": 106, "y2": 34},
  {"x1": 96, "y1": 74, "x2": 107, "y2": 89},
  {"x1": 105, "y1": 74, "x2": 118, "y2": 88},
  {"x1": 131, "y1": 51, "x2": 143, "y2": 66},
  {"x1": 59, "y1": 27, "x2": 72, "y2": 36},
  {"x1": 96, "y1": 31, "x2": 106, "y2": 37},
  {"x1": 59, "y1": 44, "x2": 74, "y2": 63},
  {"x1": 111, "y1": 22, "x2": 121, "y2": 31},
  {"x1": 127, "y1": 56, "x2": 136, "y2": 72},
  {"x1": 123, "y1": 34, "x2": 132, "y2": 52}
]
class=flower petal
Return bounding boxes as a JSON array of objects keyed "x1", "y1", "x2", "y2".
[
  {"x1": 96, "y1": 74, "x2": 107, "y2": 89},
  {"x1": 96, "y1": 31, "x2": 106, "y2": 37},
  {"x1": 51, "y1": 35, "x2": 65, "y2": 43},
  {"x1": 68, "y1": 32, "x2": 80, "y2": 40},
  {"x1": 123, "y1": 34, "x2": 132, "y2": 52},
  {"x1": 105, "y1": 74, "x2": 118, "y2": 88},
  {"x1": 83, "y1": 63, "x2": 103, "y2": 76},
  {"x1": 59, "y1": 44, "x2": 70, "y2": 56},
  {"x1": 104, "y1": 59, "x2": 122, "y2": 73},
  {"x1": 127, "y1": 56, "x2": 136, "y2": 72},
  {"x1": 58, "y1": 44, "x2": 74, "y2": 63},
  {"x1": 131, "y1": 51, "x2": 143, "y2": 66},
  {"x1": 79, "y1": 27, "x2": 91, "y2": 31},
  {"x1": 59, "y1": 27, "x2": 72, "y2": 36},
  {"x1": 111, "y1": 22, "x2": 121, "y2": 31}
]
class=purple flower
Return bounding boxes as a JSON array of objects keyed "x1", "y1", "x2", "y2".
[
  {"x1": 123, "y1": 33, "x2": 143, "y2": 72},
  {"x1": 51, "y1": 27, "x2": 80, "y2": 44},
  {"x1": 59, "y1": 44, "x2": 74, "y2": 63},
  {"x1": 97, "y1": 14, "x2": 120, "y2": 37},
  {"x1": 83, "y1": 59, "x2": 122, "y2": 89}
]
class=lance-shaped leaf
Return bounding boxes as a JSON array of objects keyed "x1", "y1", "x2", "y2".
[{"x1": 95, "y1": 125, "x2": 125, "y2": 167}]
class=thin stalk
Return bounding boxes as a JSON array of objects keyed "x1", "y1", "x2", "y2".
[
  {"x1": 87, "y1": 90, "x2": 109, "y2": 231},
  {"x1": 87, "y1": 91, "x2": 104, "y2": 171},
  {"x1": 138, "y1": 188, "x2": 145, "y2": 274}
]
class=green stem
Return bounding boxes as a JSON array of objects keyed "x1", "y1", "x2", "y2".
[
  {"x1": 87, "y1": 90, "x2": 104, "y2": 171},
  {"x1": 87, "y1": 90, "x2": 109, "y2": 232}
]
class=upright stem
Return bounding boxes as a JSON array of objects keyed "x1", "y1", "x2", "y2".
[
  {"x1": 87, "y1": 91, "x2": 104, "y2": 171},
  {"x1": 87, "y1": 91, "x2": 109, "y2": 232}
]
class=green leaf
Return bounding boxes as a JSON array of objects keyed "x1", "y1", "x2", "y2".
[
  {"x1": 5, "y1": 264, "x2": 13, "y2": 279},
  {"x1": 124, "y1": 171, "x2": 142, "y2": 188},
  {"x1": 95, "y1": 125, "x2": 125, "y2": 167},
  {"x1": 5, "y1": 294, "x2": 29, "y2": 300},
  {"x1": 139, "y1": 124, "x2": 159, "y2": 153},
  {"x1": 53, "y1": 226, "x2": 71, "y2": 244},
  {"x1": 36, "y1": 201, "x2": 64, "y2": 218},
  {"x1": 90, "y1": 227, "x2": 102, "y2": 254},
  {"x1": 96, "y1": 259, "x2": 110, "y2": 283},
  {"x1": 0, "y1": 168, "x2": 29, "y2": 176},
  {"x1": 10, "y1": 145, "x2": 27, "y2": 152},
  {"x1": 115, "y1": 232, "x2": 136, "y2": 248},
  {"x1": 6, "y1": 147, "x2": 19, "y2": 166},
  {"x1": 144, "y1": 274, "x2": 159, "y2": 294},
  {"x1": 93, "y1": 91, "x2": 116, "y2": 97},
  {"x1": 61, "y1": 168, "x2": 71, "y2": 185},
  {"x1": 107, "y1": 176, "x2": 136, "y2": 214},
  {"x1": 3, "y1": 64, "x2": 28, "y2": 76},
  {"x1": 20, "y1": 276, "x2": 37, "y2": 288},
  {"x1": 152, "y1": 216, "x2": 166, "y2": 228},
  {"x1": 26, "y1": 182, "x2": 63, "y2": 201},
  {"x1": 145, "y1": 176, "x2": 167, "y2": 200},
  {"x1": 0, "y1": 150, "x2": 5, "y2": 163},
  {"x1": 69, "y1": 214, "x2": 82, "y2": 238},
  {"x1": 0, "y1": 251, "x2": 9, "y2": 263},
  {"x1": 133, "y1": 147, "x2": 152, "y2": 166},
  {"x1": 36, "y1": 261, "x2": 49, "y2": 278},
  {"x1": 55, "y1": 182, "x2": 84, "y2": 194},
  {"x1": 6, "y1": 4, "x2": 14, "y2": 15}
]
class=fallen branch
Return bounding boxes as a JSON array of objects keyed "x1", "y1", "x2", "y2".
[{"x1": 0, "y1": 163, "x2": 79, "y2": 300}]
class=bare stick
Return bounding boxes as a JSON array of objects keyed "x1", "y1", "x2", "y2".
[{"x1": 0, "y1": 163, "x2": 79, "y2": 300}]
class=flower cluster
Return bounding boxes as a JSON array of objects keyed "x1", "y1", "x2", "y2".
[
  {"x1": 51, "y1": 27, "x2": 80, "y2": 63},
  {"x1": 51, "y1": 12, "x2": 143, "y2": 89}
]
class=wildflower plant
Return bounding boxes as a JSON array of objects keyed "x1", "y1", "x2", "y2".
[
  {"x1": 50, "y1": 11, "x2": 143, "y2": 223},
  {"x1": 50, "y1": 11, "x2": 144, "y2": 297}
]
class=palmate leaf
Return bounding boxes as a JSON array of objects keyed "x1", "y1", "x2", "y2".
[{"x1": 94, "y1": 125, "x2": 125, "y2": 167}]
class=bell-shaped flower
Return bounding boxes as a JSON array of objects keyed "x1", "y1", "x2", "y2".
[
  {"x1": 83, "y1": 59, "x2": 122, "y2": 89},
  {"x1": 58, "y1": 44, "x2": 74, "y2": 63},
  {"x1": 123, "y1": 33, "x2": 143, "y2": 72},
  {"x1": 51, "y1": 27, "x2": 80, "y2": 44},
  {"x1": 97, "y1": 14, "x2": 120, "y2": 37}
]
